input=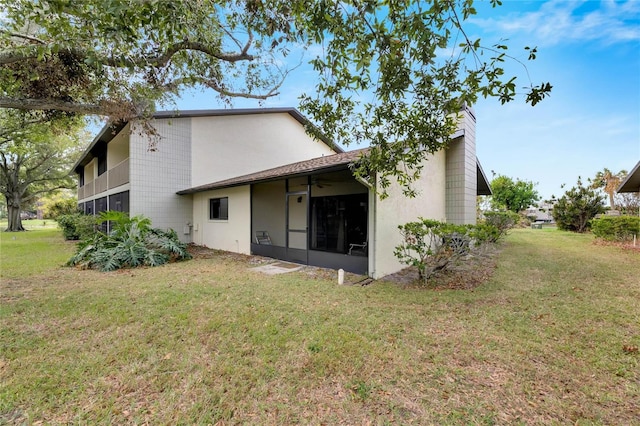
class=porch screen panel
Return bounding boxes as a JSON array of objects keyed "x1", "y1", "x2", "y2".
[
  {"x1": 287, "y1": 194, "x2": 307, "y2": 250},
  {"x1": 109, "y1": 191, "x2": 130, "y2": 213},
  {"x1": 311, "y1": 193, "x2": 367, "y2": 254}
]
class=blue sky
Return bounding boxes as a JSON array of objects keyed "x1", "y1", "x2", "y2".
[{"x1": 177, "y1": 0, "x2": 640, "y2": 201}]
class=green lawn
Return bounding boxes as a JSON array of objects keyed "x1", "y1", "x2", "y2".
[
  {"x1": 0, "y1": 219, "x2": 59, "y2": 231},
  {"x1": 1, "y1": 228, "x2": 638, "y2": 424}
]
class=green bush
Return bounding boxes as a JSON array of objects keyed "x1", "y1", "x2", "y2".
[
  {"x1": 46, "y1": 198, "x2": 79, "y2": 219},
  {"x1": 481, "y1": 211, "x2": 519, "y2": 242},
  {"x1": 591, "y1": 216, "x2": 640, "y2": 242},
  {"x1": 57, "y1": 213, "x2": 97, "y2": 240},
  {"x1": 395, "y1": 219, "x2": 479, "y2": 284},
  {"x1": 67, "y1": 211, "x2": 191, "y2": 271},
  {"x1": 552, "y1": 179, "x2": 605, "y2": 233},
  {"x1": 469, "y1": 223, "x2": 502, "y2": 245}
]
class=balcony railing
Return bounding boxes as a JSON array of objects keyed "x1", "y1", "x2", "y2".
[
  {"x1": 95, "y1": 173, "x2": 108, "y2": 193},
  {"x1": 109, "y1": 158, "x2": 129, "y2": 189},
  {"x1": 78, "y1": 158, "x2": 129, "y2": 200}
]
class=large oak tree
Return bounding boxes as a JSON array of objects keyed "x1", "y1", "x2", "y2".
[
  {"x1": 0, "y1": 110, "x2": 85, "y2": 231},
  {"x1": 0, "y1": 0, "x2": 551, "y2": 194}
]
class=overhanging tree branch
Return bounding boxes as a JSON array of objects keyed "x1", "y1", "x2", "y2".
[
  {"x1": 0, "y1": 97, "x2": 104, "y2": 115},
  {"x1": 0, "y1": 40, "x2": 256, "y2": 68}
]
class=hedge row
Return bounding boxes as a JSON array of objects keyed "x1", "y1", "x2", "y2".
[{"x1": 591, "y1": 216, "x2": 640, "y2": 242}]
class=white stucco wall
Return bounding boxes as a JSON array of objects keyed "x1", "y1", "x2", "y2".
[
  {"x1": 129, "y1": 118, "x2": 193, "y2": 242},
  {"x1": 190, "y1": 113, "x2": 336, "y2": 187},
  {"x1": 192, "y1": 186, "x2": 251, "y2": 254},
  {"x1": 370, "y1": 151, "x2": 447, "y2": 279}
]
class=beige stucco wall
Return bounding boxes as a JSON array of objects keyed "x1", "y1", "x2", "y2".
[
  {"x1": 370, "y1": 151, "x2": 447, "y2": 279},
  {"x1": 192, "y1": 186, "x2": 251, "y2": 254},
  {"x1": 106, "y1": 124, "x2": 130, "y2": 167},
  {"x1": 83, "y1": 159, "x2": 96, "y2": 184},
  {"x1": 190, "y1": 113, "x2": 336, "y2": 187},
  {"x1": 252, "y1": 181, "x2": 286, "y2": 246}
]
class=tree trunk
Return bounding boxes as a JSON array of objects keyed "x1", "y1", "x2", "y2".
[
  {"x1": 6, "y1": 204, "x2": 25, "y2": 231},
  {"x1": 609, "y1": 192, "x2": 615, "y2": 210}
]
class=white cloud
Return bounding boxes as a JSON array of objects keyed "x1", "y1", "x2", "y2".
[{"x1": 472, "y1": 0, "x2": 640, "y2": 47}]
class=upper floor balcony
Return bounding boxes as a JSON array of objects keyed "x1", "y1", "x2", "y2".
[{"x1": 78, "y1": 158, "x2": 129, "y2": 200}]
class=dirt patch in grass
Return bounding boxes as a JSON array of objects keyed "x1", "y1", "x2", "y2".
[
  {"x1": 592, "y1": 238, "x2": 640, "y2": 252},
  {"x1": 381, "y1": 246, "x2": 501, "y2": 290},
  {"x1": 187, "y1": 244, "x2": 499, "y2": 290},
  {"x1": 187, "y1": 244, "x2": 271, "y2": 264},
  {"x1": 187, "y1": 244, "x2": 369, "y2": 284}
]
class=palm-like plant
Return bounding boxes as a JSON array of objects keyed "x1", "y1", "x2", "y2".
[
  {"x1": 68, "y1": 211, "x2": 191, "y2": 271},
  {"x1": 590, "y1": 168, "x2": 627, "y2": 209}
]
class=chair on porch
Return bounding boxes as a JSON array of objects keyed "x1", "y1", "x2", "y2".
[
  {"x1": 255, "y1": 231, "x2": 272, "y2": 245},
  {"x1": 348, "y1": 238, "x2": 367, "y2": 256}
]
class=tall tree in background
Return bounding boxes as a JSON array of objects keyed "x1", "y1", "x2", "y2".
[
  {"x1": 0, "y1": 0, "x2": 551, "y2": 196},
  {"x1": 590, "y1": 168, "x2": 627, "y2": 209},
  {"x1": 0, "y1": 110, "x2": 85, "y2": 231},
  {"x1": 489, "y1": 175, "x2": 540, "y2": 213}
]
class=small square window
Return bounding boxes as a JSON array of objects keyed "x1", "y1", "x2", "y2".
[{"x1": 209, "y1": 197, "x2": 229, "y2": 220}]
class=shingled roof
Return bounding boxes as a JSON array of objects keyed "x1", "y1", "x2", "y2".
[{"x1": 177, "y1": 148, "x2": 370, "y2": 195}]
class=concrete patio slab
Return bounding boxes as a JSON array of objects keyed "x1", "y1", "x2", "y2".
[{"x1": 251, "y1": 261, "x2": 304, "y2": 275}]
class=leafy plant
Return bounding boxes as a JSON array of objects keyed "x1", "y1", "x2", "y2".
[
  {"x1": 43, "y1": 196, "x2": 79, "y2": 219},
  {"x1": 481, "y1": 211, "x2": 519, "y2": 242},
  {"x1": 489, "y1": 175, "x2": 540, "y2": 213},
  {"x1": 552, "y1": 179, "x2": 605, "y2": 233},
  {"x1": 67, "y1": 211, "x2": 191, "y2": 271},
  {"x1": 1, "y1": 1, "x2": 550, "y2": 198},
  {"x1": 57, "y1": 213, "x2": 96, "y2": 240},
  {"x1": 591, "y1": 216, "x2": 640, "y2": 242},
  {"x1": 395, "y1": 219, "x2": 478, "y2": 284},
  {"x1": 469, "y1": 223, "x2": 502, "y2": 245}
]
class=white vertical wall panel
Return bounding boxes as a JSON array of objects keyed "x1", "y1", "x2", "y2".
[{"x1": 129, "y1": 118, "x2": 193, "y2": 242}]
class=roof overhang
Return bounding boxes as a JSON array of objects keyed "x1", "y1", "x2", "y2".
[
  {"x1": 617, "y1": 161, "x2": 640, "y2": 193},
  {"x1": 177, "y1": 149, "x2": 369, "y2": 195},
  {"x1": 72, "y1": 121, "x2": 128, "y2": 173},
  {"x1": 477, "y1": 159, "x2": 492, "y2": 196}
]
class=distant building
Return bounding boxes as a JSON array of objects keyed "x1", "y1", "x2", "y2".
[{"x1": 524, "y1": 201, "x2": 555, "y2": 223}]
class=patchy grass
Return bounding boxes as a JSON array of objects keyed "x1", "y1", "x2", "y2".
[{"x1": 0, "y1": 228, "x2": 638, "y2": 425}]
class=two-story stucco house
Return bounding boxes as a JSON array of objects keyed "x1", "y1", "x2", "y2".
[{"x1": 74, "y1": 106, "x2": 491, "y2": 278}]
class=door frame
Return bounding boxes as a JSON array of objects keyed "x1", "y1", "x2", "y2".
[{"x1": 285, "y1": 190, "x2": 309, "y2": 264}]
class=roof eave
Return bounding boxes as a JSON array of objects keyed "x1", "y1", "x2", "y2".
[
  {"x1": 616, "y1": 161, "x2": 640, "y2": 193},
  {"x1": 177, "y1": 163, "x2": 353, "y2": 195},
  {"x1": 476, "y1": 158, "x2": 492, "y2": 196}
]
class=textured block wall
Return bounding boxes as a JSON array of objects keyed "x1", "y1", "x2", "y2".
[
  {"x1": 129, "y1": 118, "x2": 193, "y2": 242},
  {"x1": 446, "y1": 106, "x2": 477, "y2": 225}
]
